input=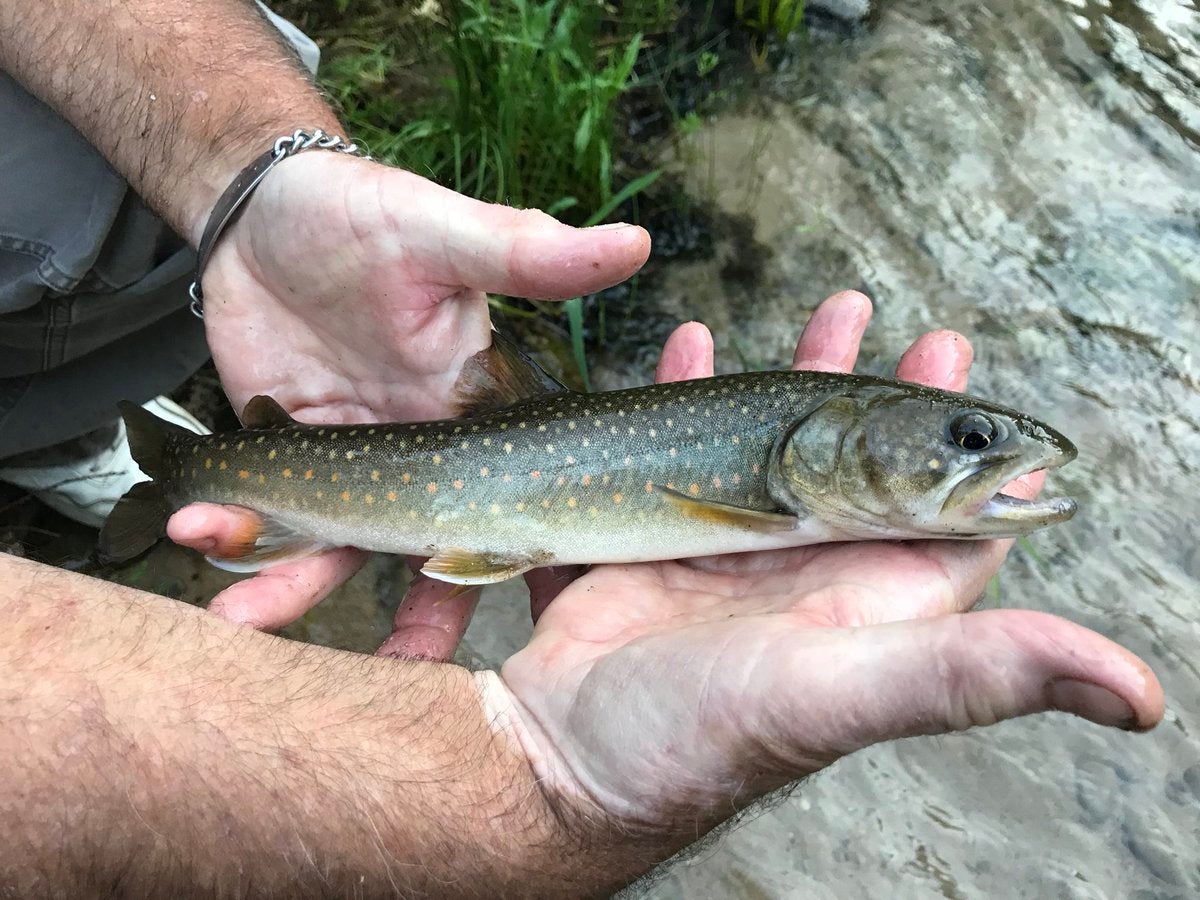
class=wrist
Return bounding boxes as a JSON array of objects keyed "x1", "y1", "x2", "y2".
[{"x1": 471, "y1": 671, "x2": 680, "y2": 894}]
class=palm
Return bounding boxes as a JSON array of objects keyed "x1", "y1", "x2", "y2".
[
  {"x1": 198, "y1": 153, "x2": 648, "y2": 423},
  {"x1": 498, "y1": 536, "x2": 1000, "y2": 819}
]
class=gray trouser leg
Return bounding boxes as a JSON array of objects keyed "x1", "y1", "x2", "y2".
[{"x1": 0, "y1": 6, "x2": 320, "y2": 458}]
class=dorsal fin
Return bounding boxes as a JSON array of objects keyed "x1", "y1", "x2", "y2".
[
  {"x1": 452, "y1": 331, "x2": 570, "y2": 417},
  {"x1": 241, "y1": 395, "x2": 297, "y2": 429}
]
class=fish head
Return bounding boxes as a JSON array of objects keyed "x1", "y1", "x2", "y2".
[{"x1": 767, "y1": 384, "x2": 1078, "y2": 538}]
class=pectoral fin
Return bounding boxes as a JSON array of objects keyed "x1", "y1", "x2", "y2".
[
  {"x1": 421, "y1": 548, "x2": 549, "y2": 585},
  {"x1": 204, "y1": 509, "x2": 334, "y2": 572},
  {"x1": 655, "y1": 486, "x2": 798, "y2": 532}
]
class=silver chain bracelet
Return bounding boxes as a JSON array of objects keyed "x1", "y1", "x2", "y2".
[{"x1": 188, "y1": 129, "x2": 364, "y2": 318}]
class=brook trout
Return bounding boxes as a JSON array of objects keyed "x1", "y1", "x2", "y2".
[{"x1": 99, "y1": 338, "x2": 1077, "y2": 583}]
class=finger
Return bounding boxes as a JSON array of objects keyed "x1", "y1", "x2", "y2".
[
  {"x1": 655, "y1": 322, "x2": 714, "y2": 383},
  {"x1": 168, "y1": 503, "x2": 367, "y2": 628},
  {"x1": 167, "y1": 502, "x2": 265, "y2": 557},
  {"x1": 893, "y1": 329, "x2": 973, "y2": 390},
  {"x1": 206, "y1": 548, "x2": 369, "y2": 629},
  {"x1": 525, "y1": 565, "x2": 588, "y2": 622},
  {"x1": 386, "y1": 171, "x2": 651, "y2": 299},
  {"x1": 792, "y1": 291, "x2": 873, "y2": 372},
  {"x1": 765, "y1": 611, "x2": 1163, "y2": 778},
  {"x1": 377, "y1": 569, "x2": 482, "y2": 661}
]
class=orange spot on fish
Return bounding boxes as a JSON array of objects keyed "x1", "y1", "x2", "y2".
[
  {"x1": 427, "y1": 482, "x2": 438, "y2": 494},
  {"x1": 238, "y1": 470, "x2": 250, "y2": 480},
  {"x1": 282, "y1": 468, "x2": 292, "y2": 478},
  {"x1": 219, "y1": 461, "x2": 228, "y2": 470},
  {"x1": 453, "y1": 479, "x2": 464, "y2": 490},
  {"x1": 304, "y1": 469, "x2": 314, "y2": 480},
  {"x1": 689, "y1": 483, "x2": 700, "y2": 495},
  {"x1": 387, "y1": 490, "x2": 397, "y2": 502},
  {"x1": 341, "y1": 490, "x2": 351, "y2": 502},
  {"x1": 331, "y1": 472, "x2": 340, "y2": 482},
  {"x1": 541, "y1": 499, "x2": 551, "y2": 509},
  {"x1": 364, "y1": 494, "x2": 375, "y2": 505},
  {"x1": 257, "y1": 474, "x2": 266, "y2": 485},
  {"x1": 402, "y1": 473, "x2": 412, "y2": 484},
  {"x1": 644, "y1": 481, "x2": 653, "y2": 493},
  {"x1": 582, "y1": 474, "x2": 592, "y2": 486},
  {"x1": 613, "y1": 492, "x2": 623, "y2": 503}
]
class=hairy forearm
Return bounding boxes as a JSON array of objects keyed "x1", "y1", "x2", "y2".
[
  {"x1": 0, "y1": 0, "x2": 342, "y2": 243},
  {"x1": 0, "y1": 554, "x2": 597, "y2": 897}
]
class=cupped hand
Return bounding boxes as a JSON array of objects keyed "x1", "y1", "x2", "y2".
[
  {"x1": 167, "y1": 153, "x2": 649, "y2": 625},
  {"x1": 474, "y1": 292, "x2": 1163, "y2": 843}
]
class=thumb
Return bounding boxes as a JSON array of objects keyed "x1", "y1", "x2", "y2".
[
  {"x1": 382, "y1": 169, "x2": 651, "y2": 299},
  {"x1": 792, "y1": 611, "x2": 1163, "y2": 760}
]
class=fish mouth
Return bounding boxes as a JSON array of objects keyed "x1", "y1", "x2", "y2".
[{"x1": 941, "y1": 443, "x2": 1078, "y2": 533}]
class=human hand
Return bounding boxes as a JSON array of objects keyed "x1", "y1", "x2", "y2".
[
  {"x1": 166, "y1": 153, "x2": 650, "y2": 624},
  {"x1": 471, "y1": 292, "x2": 1163, "y2": 851}
]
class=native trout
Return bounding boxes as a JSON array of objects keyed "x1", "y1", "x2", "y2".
[{"x1": 99, "y1": 337, "x2": 1077, "y2": 583}]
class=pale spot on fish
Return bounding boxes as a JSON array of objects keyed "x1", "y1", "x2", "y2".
[
  {"x1": 503, "y1": 474, "x2": 513, "y2": 483},
  {"x1": 432, "y1": 454, "x2": 442, "y2": 465},
  {"x1": 480, "y1": 466, "x2": 490, "y2": 477},
  {"x1": 689, "y1": 483, "x2": 700, "y2": 495},
  {"x1": 490, "y1": 503, "x2": 501, "y2": 514},
  {"x1": 582, "y1": 474, "x2": 592, "y2": 486},
  {"x1": 268, "y1": 450, "x2": 276, "y2": 460},
  {"x1": 204, "y1": 458, "x2": 212, "y2": 469},
  {"x1": 732, "y1": 435, "x2": 740, "y2": 445},
  {"x1": 732, "y1": 474, "x2": 742, "y2": 485},
  {"x1": 469, "y1": 501, "x2": 478, "y2": 511},
  {"x1": 751, "y1": 463, "x2": 761, "y2": 474},
  {"x1": 402, "y1": 473, "x2": 412, "y2": 484},
  {"x1": 567, "y1": 497, "x2": 577, "y2": 508},
  {"x1": 541, "y1": 499, "x2": 551, "y2": 509},
  {"x1": 538, "y1": 424, "x2": 547, "y2": 432},
  {"x1": 371, "y1": 470, "x2": 380, "y2": 481},
  {"x1": 331, "y1": 473, "x2": 340, "y2": 482},
  {"x1": 567, "y1": 421, "x2": 576, "y2": 430},
  {"x1": 453, "y1": 479, "x2": 464, "y2": 490},
  {"x1": 344, "y1": 451, "x2": 355, "y2": 460},
  {"x1": 645, "y1": 481, "x2": 653, "y2": 493},
  {"x1": 365, "y1": 494, "x2": 375, "y2": 504},
  {"x1": 545, "y1": 444, "x2": 554, "y2": 453},
  {"x1": 928, "y1": 459, "x2": 941, "y2": 469},
  {"x1": 460, "y1": 441, "x2": 469, "y2": 450},
  {"x1": 556, "y1": 476, "x2": 566, "y2": 487},
  {"x1": 712, "y1": 477, "x2": 722, "y2": 488},
  {"x1": 504, "y1": 443, "x2": 513, "y2": 454},
  {"x1": 624, "y1": 456, "x2": 633, "y2": 466},
  {"x1": 516, "y1": 502, "x2": 526, "y2": 512},
  {"x1": 257, "y1": 474, "x2": 266, "y2": 485},
  {"x1": 613, "y1": 492, "x2": 623, "y2": 503},
  {"x1": 589, "y1": 507, "x2": 598, "y2": 518},
  {"x1": 530, "y1": 470, "x2": 541, "y2": 479}
]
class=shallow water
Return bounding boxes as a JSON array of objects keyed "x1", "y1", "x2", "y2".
[{"x1": 522, "y1": 0, "x2": 1197, "y2": 895}]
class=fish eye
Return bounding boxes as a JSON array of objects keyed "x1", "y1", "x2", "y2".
[{"x1": 949, "y1": 411, "x2": 998, "y2": 451}]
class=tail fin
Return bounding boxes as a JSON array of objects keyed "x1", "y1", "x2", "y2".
[
  {"x1": 96, "y1": 401, "x2": 188, "y2": 562},
  {"x1": 98, "y1": 481, "x2": 170, "y2": 562},
  {"x1": 118, "y1": 399, "x2": 190, "y2": 481}
]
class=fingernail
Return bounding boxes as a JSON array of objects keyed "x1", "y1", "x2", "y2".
[
  {"x1": 587, "y1": 222, "x2": 634, "y2": 230},
  {"x1": 1048, "y1": 678, "x2": 1137, "y2": 729}
]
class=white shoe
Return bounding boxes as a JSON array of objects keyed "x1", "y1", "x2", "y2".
[{"x1": 0, "y1": 396, "x2": 209, "y2": 528}]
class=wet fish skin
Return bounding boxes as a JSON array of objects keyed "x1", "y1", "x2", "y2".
[{"x1": 99, "y1": 366, "x2": 1077, "y2": 584}]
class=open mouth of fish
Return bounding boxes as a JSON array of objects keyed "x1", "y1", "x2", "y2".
[{"x1": 943, "y1": 446, "x2": 1078, "y2": 527}]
